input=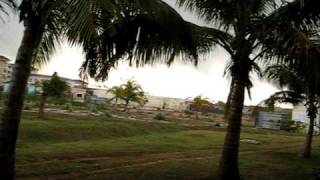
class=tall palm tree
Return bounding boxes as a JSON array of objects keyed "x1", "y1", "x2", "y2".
[
  {"x1": 265, "y1": 41, "x2": 320, "y2": 158},
  {"x1": 177, "y1": 0, "x2": 320, "y2": 179},
  {"x1": 0, "y1": 0, "x2": 207, "y2": 179}
]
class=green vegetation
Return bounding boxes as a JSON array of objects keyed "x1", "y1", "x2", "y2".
[
  {"x1": 154, "y1": 113, "x2": 166, "y2": 120},
  {"x1": 39, "y1": 72, "x2": 70, "y2": 117},
  {"x1": 15, "y1": 112, "x2": 320, "y2": 180},
  {"x1": 265, "y1": 64, "x2": 320, "y2": 158},
  {"x1": 0, "y1": 0, "x2": 319, "y2": 179},
  {"x1": 108, "y1": 80, "x2": 148, "y2": 110}
]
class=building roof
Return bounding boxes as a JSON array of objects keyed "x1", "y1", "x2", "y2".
[
  {"x1": 30, "y1": 73, "x2": 88, "y2": 85},
  {"x1": 0, "y1": 55, "x2": 10, "y2": 62}
]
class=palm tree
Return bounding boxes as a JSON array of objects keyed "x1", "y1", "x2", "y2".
[
  {"x1": 0, "y1": 0, "x2": 207, "y2": 179},
  {"x1": 119, "y1": 80, "x2": 148, "y2": 111},
  {"x1": 108, "y1": 86, "x2": 124, "y2": 104},
  {"x1": 0, "y1": 0, "x2": 15, "y2": 17},
  {"x1": 177, "y1": 0, "x2": 320, "y2": 179},
  {"x1": 265, "y1": 48, "x2": 320, "y2": 158}
]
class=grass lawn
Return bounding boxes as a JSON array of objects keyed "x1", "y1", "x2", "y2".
[{"x1": 15, "y1": 112, "x2": 320, "y2": 180}]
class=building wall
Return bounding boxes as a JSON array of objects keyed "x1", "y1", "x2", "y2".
[
  {"x1": 0, "y1": 56, "x2": 11, "y2": 85},
  {"x1": 144, "y1": 96, "x2": 188, "y2": 111},
  {"x1": 28, "y1": 74, "x2": 88, "y2": 102},
  {"x1": 102, "y1": 91, "x2": 188, "y2": 111},
  {"x1": 89, "y1": 88, "x2": 109, "y2": 98},
  {"x1": 71, "y1": 86, "x2": 87, "y2": 102},
  {"x1": 3, "y1": 82, "x2": 36, "y2": 95},
  {"x1": 89, "y1": 87, "x2": 189, "y2": 111},
  {"x1": 256, "y1": 111, "x2": 287, "y2": 130}
]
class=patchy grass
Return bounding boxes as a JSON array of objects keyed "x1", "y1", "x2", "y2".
[{"x1": 16, "y1": 112, "x2": 320, "y2": 180}]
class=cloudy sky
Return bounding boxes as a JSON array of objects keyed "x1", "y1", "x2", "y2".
[{"x1": 0, "y1": 1, "x2": 280, "y2": 105}]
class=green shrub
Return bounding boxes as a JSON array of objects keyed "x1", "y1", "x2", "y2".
[
  {"x1": 50, "y1": 97, "x2": 70, "y2": 105},
  {"x1": 96, "y1": 104, "x2": 108, "y2": 111},
  {"x1": 72, "y1": 101, "x2": 86, "y2": 107},
  {"x1": 64, "y1": 103, "x2": 73, "y2": 112},
  {"x1": 24, "y1": 104, "x2": 32, "y2": 110},
  {"x1": 25, "y1": 94, "x2": 41, "y2": 102},
  {"x1": 104, "y1": 111, "x2": 112, "y2": 118},
  {"x1": 281, "y1": 120, "x2": 306, "y2": 132},
  {"x1": 184, "y1": 109, "x2": 195, "y2": 115},
  {"x1": 154, "y1": 113, "x2": 165, "y2": 120},
  {"x1": 90, "y1": 106, "x2": 99, "y2": 113}
]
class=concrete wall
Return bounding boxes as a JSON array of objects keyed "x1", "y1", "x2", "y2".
[
  {"x1": 3, "y1": 82, "x2": 36, "y2": 95},
  {"x1": 88, "y1": 87, "x2": 189, "y2": 111},
  {"x1": 144, "y1": 95, "x2": 188, "y2": 111},
  {"x1": 28, "y1": 74, "x2": 88, "y2": 102},
  {"x1": 89, "y1": 88, "x2": 109, "y2": 99},
  {"x1": 0, "y1": 56, "x2": 11, "y2": 85},
  {"x1": 256, "y1": 111, "x2": 285, "y2": 130},
  {"x1": 103, "y1": 92, "x2": 188, "y2": 111}
]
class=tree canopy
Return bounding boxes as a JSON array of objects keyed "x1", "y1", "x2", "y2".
[
  {"x1": 109, "y1": 80, "x2": 148, "y2": 110},
  {"x1": 41, "y1": 72, "x2": 70, "y2": 98}
]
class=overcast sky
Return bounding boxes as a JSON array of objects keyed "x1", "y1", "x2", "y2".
[{"x1": 0, "y1": 1, "x2": 280, "y2": 105}]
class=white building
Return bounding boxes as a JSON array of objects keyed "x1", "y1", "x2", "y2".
[
  {"x1": 88, "y1": 88, "x2": 110, "y2": 98},
  {"x1": 144, "y1": 95, "x2": 188, "y2": 111},
  {"x1": 0, "y1": 56, "x2": 12, "y2": 85},
  {"x1": 28, "y1": 74, "x2": 88, "y2": 102}
]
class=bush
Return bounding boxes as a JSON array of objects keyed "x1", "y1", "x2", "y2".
[
  {"x1": 90, "y1": 106, "x2": 99, "y2": 113},
  {"x1": 104, "y1": 111, "x2": 112, "y2": 118},
  {"x1": 64, "y1": 103, "x2": 73, "y2": 112},
  {"x1": 24, "y1": 104, "x2": 32, "y2": 110},
  {"x1": 281, "y1": 120, "x2": 306, "y2": 132},
  {"x1": 154, "y1": 113, "x2": 165, "y2": 120},
  {"x1": 25, "y1": 94, "x2": 41, "y2": 102},
  {"x1": 72, "y1": 101, "x2": 85, "y2": 107},
  {"x1": 96, "y1": 104, "x2": 108, "y2": 111},
  {"x1": 184, "y1": 109, "x2": 195, "y2": 115},
  {"x1": 50, "y1": 97, "x2": 70, "y2": 105}
]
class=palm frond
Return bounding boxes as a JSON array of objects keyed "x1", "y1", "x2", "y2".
[
  {"x1": 79, "y1": 0, "x2": 215, "y2": 81},
  {"x1": 272, "y1": 0, "x2": 320, "y2": 29},
  {"x1": 32, "y1": 3, "x2": 66, "y2": 68},
  {"x1": 264, "y1": 64, "x2": 305, "y2": 93},
  {"x1": 0, "y1": 0, "x2": 17, "y2": 18},
  {"x1": 265, "y1": 90, "x2": 305, "y2": 106},
  {"x1": 187, "y1": 22, "x2": 234, "y2": 55},
  {"x1": 177, "y1": 0, "x2": 278, "y2": 27}
]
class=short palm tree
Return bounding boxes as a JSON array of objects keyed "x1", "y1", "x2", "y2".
[
  {"x1": 108, "y1": 86, "x2": 124, "y2": 104},
  {"x1": 120, "y1": 80, "x2": 148, "y2": 110},
  {"x1": 177, "y1": 0, "x2": 320, "y2": 179},
  {"x1": 0, "y1": 0, "x2": 208, "y2": 179}
]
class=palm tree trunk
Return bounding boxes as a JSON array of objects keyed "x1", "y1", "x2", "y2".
[
  {"x1": 39, "y1": 95, "x2": 47, "y2": 118},
  {"x1": 301, "y1": 98, "x2": 317, "y2": 158},
  {"x1": 224, "y1": 79, "x2": 234, "y2": 121},
  {"x1": 0, "y1": 21, "x2": 45, "y2": 179},
  {"x1": 218, "y1": 78, "x2": 245, "y2": 180},
  {"x1": 301, "y1": 116, "x2": 315, "y2": 158},
  {"x1": 124, "y1": 100, "x2": 129, "y2": 112}
]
